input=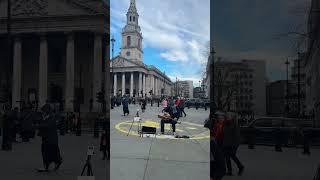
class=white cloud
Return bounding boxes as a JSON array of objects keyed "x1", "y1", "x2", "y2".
[{"x1": 111, "y1": 0, "x2": 210, "y2": 65}]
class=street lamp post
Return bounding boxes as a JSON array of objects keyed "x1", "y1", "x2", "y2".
[
  {"x1": 7, "y1": 0, "x2": 12, "y2": 107},
  {"x1": 210, "y1": 43, "x2": 215, "y2": 113},
  {"x1": 297, "y1": 52, "x2": 301, "y2": 118},
  {"x1": 285, "y1": 58, "x2": 290, "y2": 117},
  {"x1": 111, "y1": 35, "x2": 115, "y2": 96}
]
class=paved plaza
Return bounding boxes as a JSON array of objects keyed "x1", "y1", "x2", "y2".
[
  {"x1": 0, "y1": 133, "x2": 108, "y2": 180},
  {"x1": 110, "y1": 104, "x2": 211, "y2": 180},
  {"x1": 111, "y1": 104, "x2": 320, "y2": 180}
]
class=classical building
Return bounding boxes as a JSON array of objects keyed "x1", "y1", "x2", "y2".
[
  {"x1": 110, "y1": 0, "x2": 172, "y2": 98},
  {"x1": 0, "y1": 0, "x2": 109, "y2": 113}
]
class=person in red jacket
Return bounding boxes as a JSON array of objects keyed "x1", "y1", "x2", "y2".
[{"x1": 212, "y1": 113, "x2": 225, "y2": 146}]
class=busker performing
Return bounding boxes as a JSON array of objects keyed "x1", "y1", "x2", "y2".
[
  {"x1": 158, "y1": 107, "x2": 178, "y2": 135},
  {"x1": 36, "y1": 104, "x2": 63, "y2": 172}
]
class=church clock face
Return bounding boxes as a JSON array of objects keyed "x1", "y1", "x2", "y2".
[{"x1": 126, "y1": 51, "x2": 130, "y2": 57}]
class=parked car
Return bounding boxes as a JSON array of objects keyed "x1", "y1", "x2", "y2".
[{"x1": 241, "y1": 117, "x2": 316, "y2": 146}]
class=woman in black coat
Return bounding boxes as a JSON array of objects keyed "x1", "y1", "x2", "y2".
[{"x1": 37, "y1": 104, "x2": 63, "y2": 172}]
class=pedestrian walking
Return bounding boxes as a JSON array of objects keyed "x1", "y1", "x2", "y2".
[
  {"x1": 72, "y1": 114, "x2": 78, "y2": 134},
  {"x1": 179, "y1": 98, "x2": 187, "y2": 117},
  {"x1": 100, "y1": 129, "x2": 109, "y2": 160},
  {"x1": 301, "y1": 128, "x2": 311, "y2": 155},
  {"x1": 222, "y1": 112, "x2": 244, "y2": 176},
  {"x1": 122, "y1": 96, "x2": 129, "y2": 116},
  {"x1": 211, "y1": 137, "x2": 226, "y2": 180},
  {"x1": 205, "y1": 113, "x2": 226, "y2": 180},
  {"x1": 20, "y1": 106, "x2": 34, "y2": 142},
  {"x1": 1, "y1": 104, "x2": 15, "y2": 151},
  {"x1": 37, "y1": 104, "x2": 63, "y2": 172},
  {"x1": 141, "y1": 97, "x2": 147, "y2": 113}
]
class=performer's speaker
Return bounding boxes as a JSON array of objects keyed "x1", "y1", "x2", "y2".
[{"x1": 141, "y1": 126, "x2": 156, "y2": 134}]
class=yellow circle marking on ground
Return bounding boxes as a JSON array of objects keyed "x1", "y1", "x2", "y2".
[{"x1": 115, "y1": 120, "x2": 210, "y2": 140}]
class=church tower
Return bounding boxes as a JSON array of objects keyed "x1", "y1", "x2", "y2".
[{"x1": 120, "y1": 0, "x2": 143, "y2": 62}]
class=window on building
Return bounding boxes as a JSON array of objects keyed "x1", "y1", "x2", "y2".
[
  {"x1": 127, "y1": 36, "x2": 131, "y2": 47},
  {"x1": 138, "y1": 39, "x2": 141, "y2": 48},
  {"x1": 133, "y1": 16, "x2": 135, "y2": 21}
]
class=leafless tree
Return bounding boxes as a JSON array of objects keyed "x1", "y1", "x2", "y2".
[{"x1": 214, "y1": 58, "x2": 240, "y2": 112}]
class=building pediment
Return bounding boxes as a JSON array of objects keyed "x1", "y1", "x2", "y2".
[
  {"x1": 0, "y1": 0, "x2": 108, "y2": 19},
  {"x1": 112, "y1": 56, "x2": 141, "y2": 68}
]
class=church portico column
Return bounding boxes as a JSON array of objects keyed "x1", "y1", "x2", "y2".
[
  {"x1": 114, "y1": 73, "x2": 117, "y2": 96},
  {"x1": 151, "y1": 75, "x2": 155, "y2": 96},
  {"x1": 38, "y1": 34, "x2": 48, "y2": 108},
  {"x1": 122, "y1": 72, "x2": 125, "y2": 96},
  {"x1": 143, "y1": 74, "x2": 146, "y2": 97},
  {"x1": 92, "y1": 33, "x2": 103, "y2": 112},
  {"x1": 65, "y1": 33, "x2": 75, "y2": 112},
  {"x1": 155, "y1": 77, "x2": 158, "y2": 96},
  {"x1": 130, "y1": 72, "x2": 134, "y2": 97},
  {"x1": 138, "y1": 72, "x2": 142, "y2": 97},
  {"x1": 12, "y1": 36, "x2": 22, "y2": 109}
]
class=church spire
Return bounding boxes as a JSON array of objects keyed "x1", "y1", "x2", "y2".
[
  {"x1": 130, "y1": 0, "x2": 136, "y2": 6},
  {"x1": 126, "y1": 0, "x2": 139, "y2": 25}
]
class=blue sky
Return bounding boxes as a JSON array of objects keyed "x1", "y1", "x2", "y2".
[
  {"x1": 110, "y1": 0, "x2": 310, "y2": 84},
  {"x1": 212, "y1": 0, "x2": 310, "y2": 81},
  {"x1": 110, "y1": 0, "x2": 210, "y2": 87}
]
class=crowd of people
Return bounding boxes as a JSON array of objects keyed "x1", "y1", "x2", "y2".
[
  {"x1": 207, "y1": 112, "x2": 244, "y2": 180},
  {"x1": 0, "y1": 102, "x2": 108, "y2": 172}
]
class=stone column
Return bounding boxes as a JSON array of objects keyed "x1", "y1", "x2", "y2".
[
  {"x1": 138, "y1": 72, "x2": 142, "y2": 97},
  {"x1": 38, "y1": 34, "x2": 48, "y2": 108},
  {"x1": 122, "y1": 72, "x2": 125, "y2": 96},
  {"x1": 92, "y1": 34, "x2": 103, "y2": 112},
  {"x1": 65, "y1": 33, "x2": 75, "y2": 112},
  {"x1": 154, "y1": 77, "x2": 158, "y2": 96},
  {"x1": 130, "y1": 72, "x2": 134, "y2": 97},
  {"x1": 152, "y1": 75, "x2": 155, "y2": 95},
  {"x1": 143, "y1": 74, "x2": 146, "y2": 97},
  {"x1": 113, "y1": 73, "x2": 117, "y2": 96},
  {"x1": 12, "y1": 37, "x2": 22, "y2": 109}
]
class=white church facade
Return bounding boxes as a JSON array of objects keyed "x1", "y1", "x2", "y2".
[{"x1": 111, "y1": 0, "x2": 173, "y2": 98}]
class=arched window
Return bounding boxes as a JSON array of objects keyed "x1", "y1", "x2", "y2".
[
  {"x1": 138, "y1": 38, "x2": 140, "y2": 48},
  {"x1": 133, "y1": 16, "x2": 135, "y2": 22},
  {"x1": 130, "y1": 16, "x2": 132, "y2": 21},
  {"x1": 127, "y1": 36, "x2": 131, "y2": 47}
]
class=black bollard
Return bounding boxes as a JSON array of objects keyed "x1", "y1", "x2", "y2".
[
  {"x1": 248, "y1": 128, "x2": 255, "y2": 149},
  {"x1": 76, "y1": 119, "x2": 82, "y2": 136},
  {"x1": 94, "y1": 120, "x2": 99, "y2": 138},
  {"x1": 302, "y1": 130, "x2": 311, "y2": 155},
  {"x1": 274, "y1": 128, "x2": 283, "y2": 152}
]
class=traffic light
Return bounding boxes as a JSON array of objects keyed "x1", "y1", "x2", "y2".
[{"x1": 96, "y1": 91, "x2": 104, "y2": 103}]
